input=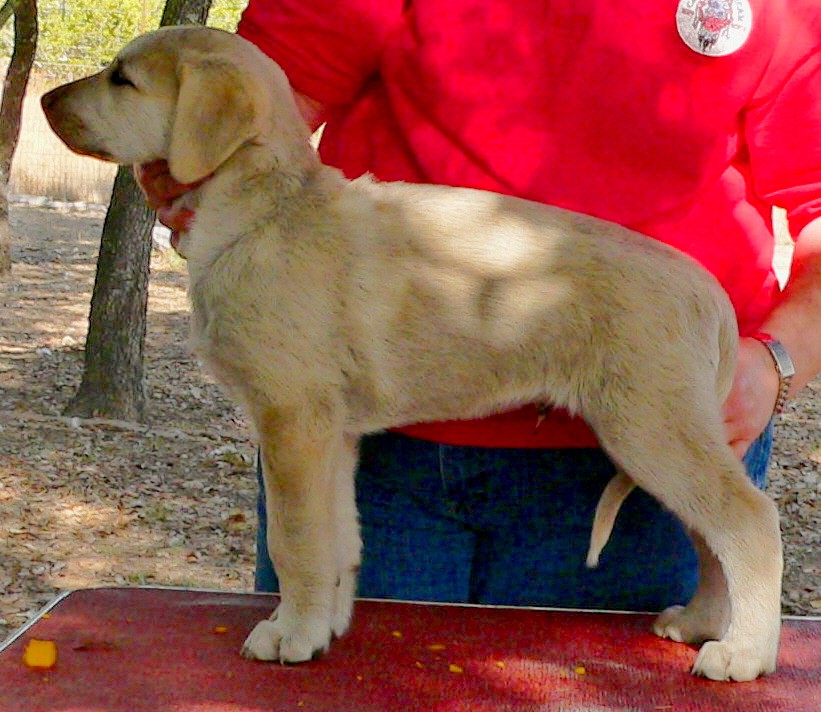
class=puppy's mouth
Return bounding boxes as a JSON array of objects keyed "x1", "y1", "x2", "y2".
[
  {"x1": 75, "y1": 146, "x2": 116, "y2": 162},
  {"x1": 58, "y1": 139, "x2": 116, "y2": 164},
  {"x1": 57, "y1": 133, "x2": 116, "y2": 163},
  {"x1": 41, "y1": 103, "x2": 117, "y2": 163}
]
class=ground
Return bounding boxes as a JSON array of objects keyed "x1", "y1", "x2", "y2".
[{"x1": 0, "y1": 202, "x2": 818, "y2": 643}]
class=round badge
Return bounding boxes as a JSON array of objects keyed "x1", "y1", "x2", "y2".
[{"x1": 676, "y1": 0, "x2": 753, "y2": 57}]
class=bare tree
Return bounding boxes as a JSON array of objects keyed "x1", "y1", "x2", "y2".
[
  {"x1": 0, "y1": 0, "x2": 37, "y2": 276},
  {"x1": 65, "y1": 0, "x2": 213, "y2": 421},
  {"x1": 159, "y1": 0, "x2": 211, "y2": 26}
]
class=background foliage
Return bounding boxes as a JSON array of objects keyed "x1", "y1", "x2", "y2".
[{"x1": 2, "y1": 0, "x2": 245, "y2": 78}]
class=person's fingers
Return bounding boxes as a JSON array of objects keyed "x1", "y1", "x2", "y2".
[
  {"x1": 134, "y1": 160, "x2": 163, "y2": 185},
  {"x1": 134, "y1": 160, "x2": 168, "y2": 204},
  {"x1": 135, "y1": 160, "x2": 197, "y2": 208},
  {"x1": 726, "y1": 434, "x2": 752, "y2": 458},
  {"x1": 721, "y1": 337, "x2": 780, "y2": 459},
  {"x1": 157, "y1": 205, "x2": 195, "y2": 234}
]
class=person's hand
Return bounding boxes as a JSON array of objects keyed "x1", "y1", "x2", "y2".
[
  {"x1": 134, "y1": 159, "x2": 200, "y2": 253},
  {"x1": 722, "y1": 337, "x2": 781, "y2": 457}
]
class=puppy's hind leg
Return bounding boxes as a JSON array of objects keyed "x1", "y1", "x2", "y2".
[
  {"x1": 591, "y1": 408, "x2": 782, "y2": 681},
  {"x1": 688, "y1": 481, "x2": 781, "y2": 682},
  {"x1": 653, "y1": 530, "x2": 730, "y2": 645},
  {"x1": 585, "y1": 470, "x2": 731, "y2": 644}
]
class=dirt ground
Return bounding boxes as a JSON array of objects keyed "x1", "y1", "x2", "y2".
[{"x1": 0, "y1": 202, "x2": 818, "y2": 643}]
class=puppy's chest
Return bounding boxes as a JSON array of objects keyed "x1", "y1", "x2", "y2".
[{"x1": 186, "y1": 256, "x2": 343, "y2": 361}]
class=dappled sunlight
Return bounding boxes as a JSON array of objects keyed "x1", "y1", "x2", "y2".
[
  {"x1": 409, "y1": 189, "x2": 568, "y2": 277},
  {"x1": 149, "y1": 281, "x2": 191, "y2": 316},
  {"x1": 2, "y1": 204, "x2": 191, "y2": 358},
  {"x1": 0, "y1": 420, "x2": 256, "y2": 634},
  {"x1": 385, "y1": 186, "x2": 588, "y2": 346},
  {"x1": 3, "y1": 208, "x2": 100, "y2": 355},
  {"x1": 0, "y1": 195, "x2": 817, "y2": 652},
  {"x1": 0, "y1": 203, "x2": 255, "y2": 638},
  {"x1": 50, "y1": 498, "x2": 133, "y2": 530}
]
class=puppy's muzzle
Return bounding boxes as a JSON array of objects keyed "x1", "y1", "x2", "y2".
[{"x1": 41, "y1": 86, "x2": 114, "y2": 162}]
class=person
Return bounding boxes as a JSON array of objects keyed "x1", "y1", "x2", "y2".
[{"x1": 139, "y1": 0, "x2": 821, "y2": 610}]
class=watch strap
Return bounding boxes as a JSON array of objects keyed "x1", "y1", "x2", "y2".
[{"x1": 751, "y1": 333, "x2": 795, "y2": 415}]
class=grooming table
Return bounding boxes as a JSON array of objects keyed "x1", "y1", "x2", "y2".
[{"x1": 1, "y1": 587, "x2": 817, "y2": 711}]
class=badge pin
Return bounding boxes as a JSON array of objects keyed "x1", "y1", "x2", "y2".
[{"x1": 676, "y1": 0, "x2": 753, "y2": 57}]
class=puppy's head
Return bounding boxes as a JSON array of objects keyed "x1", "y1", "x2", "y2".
[{"x1": 41, "y1": 26, "x2": 309, "y2": 184}]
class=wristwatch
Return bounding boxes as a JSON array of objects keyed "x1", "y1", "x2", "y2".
[{"x1": 751, "y1": 333, "x2": 795, "y2": 415}]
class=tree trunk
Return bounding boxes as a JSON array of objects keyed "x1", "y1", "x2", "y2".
[
  {"x1": 0, "y1": 0, "x2": 38, "y2": 276},
  {"x1": 65, "y1": 0, "x2": 213, "y2": 421},
  {"x1": 160, "y1": 0, "x2": 210, "y2": 26},
  {"x1": 65, "y1": 168, "x2": 155, "y2": 420}
]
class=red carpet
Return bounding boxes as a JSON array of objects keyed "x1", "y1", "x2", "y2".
[{"x1": 1, "y1": 587, "x2": 818, "y2": 711}]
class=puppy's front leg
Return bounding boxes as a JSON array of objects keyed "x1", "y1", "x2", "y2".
[
  {"x1": 241, "y1": 405, "x2": 341, "y2": 663},
  {"x1": 329, "y1": 434, "x2": 363, "y2": 639}
]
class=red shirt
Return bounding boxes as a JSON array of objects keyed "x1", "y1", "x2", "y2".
[{"x1": 238, "y1": 0, "x2": 821, "y2": 448}]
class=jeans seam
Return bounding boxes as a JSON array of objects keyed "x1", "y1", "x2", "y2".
[{"x1": 437, "y1": 443, "x2": 450, "y2": 497}]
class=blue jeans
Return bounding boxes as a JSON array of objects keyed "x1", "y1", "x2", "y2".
[{"x1": 255, "y1": 425, "x2": 772, "y2": 611}]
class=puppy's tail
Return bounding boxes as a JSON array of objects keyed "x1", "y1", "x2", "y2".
[{"x1": 586, "y1": 470, "x2": 636, "y2": 568}]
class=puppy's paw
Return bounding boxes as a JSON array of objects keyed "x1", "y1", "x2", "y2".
[
  {"x1": 653, "y1": 604, "x2": 726, "y2": 645},
  {"x1": 692, "y1": 640, "x2": 777, "y2": 682},
  {"x1": 241, "y1": 612, "x2": 331, "y2": 664},
  {"x1": 241, "y1": 619, "x2": 283, "y2": 662}
]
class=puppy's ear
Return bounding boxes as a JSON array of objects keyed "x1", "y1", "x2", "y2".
[{"x1": 168, "y1": 58, "x2": 257, "y2": 184}]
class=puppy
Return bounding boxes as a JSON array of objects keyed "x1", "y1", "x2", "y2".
[{"x1": 41, "y1": 26, "x2": 782, "y2": 681}]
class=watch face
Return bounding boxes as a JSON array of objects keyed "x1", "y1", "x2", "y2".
[{"x1": 767, "y1": 339, "x2": 796, "y2": 380}]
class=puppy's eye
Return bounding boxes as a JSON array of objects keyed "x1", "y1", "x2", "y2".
[{"x1": 110, "y1": 66, "x2": 135, "y2": 88}]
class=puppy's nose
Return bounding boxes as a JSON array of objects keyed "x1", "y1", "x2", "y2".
[
  {"x1": 40, "y1": 85, "x2": 78, "y2": 137},
  {"x1": 41, "y1": 86, "x2": 63, "y2": 116}
]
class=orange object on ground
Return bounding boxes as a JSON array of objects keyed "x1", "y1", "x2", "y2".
[{"x1": 22, "y1": 639, "x2": 57, "y2": 670}]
